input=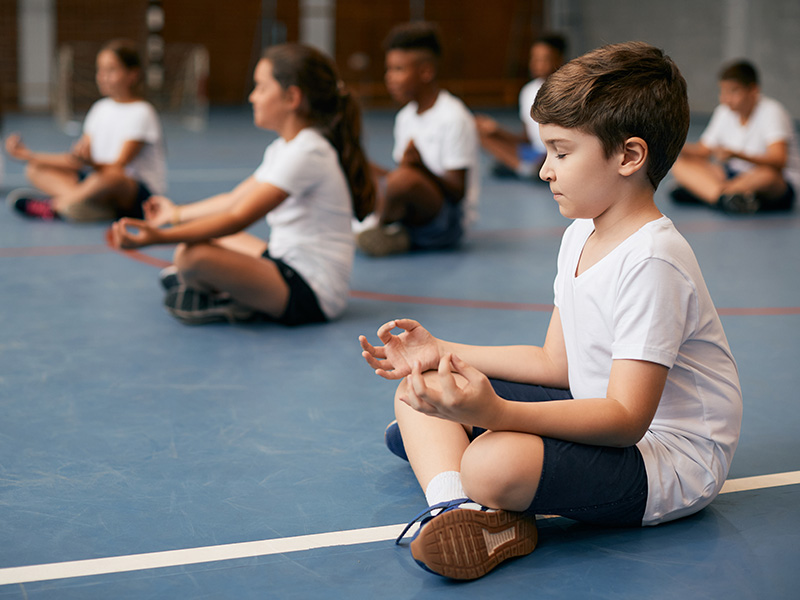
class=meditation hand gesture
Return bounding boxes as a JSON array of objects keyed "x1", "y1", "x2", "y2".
[
  {"x1": 143, "y1": 195, "x2": 177, "y2": 227},
  {"x1": 109, "y1": 218, "x2": 163, "y2": 250},
  {"x1": 4, "y1": 134, "x2": 32, "y2": 162},
  {"x1": 359, "y1": 318, "x2": 441, "y2": 380}
]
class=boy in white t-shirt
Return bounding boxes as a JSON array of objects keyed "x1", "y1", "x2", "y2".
[
  {"x1": 359, "y1": 41, "x2": 742, "y2": 580},
  {"x1": 671, "y1": 60, "x2": 799, "y2": 213},
  {"x1": 475, "y1": 33, "x2": 567, "y2": 179},
  {"x1": 356, "y1": 21, "x2": 479, "y2": 257}
]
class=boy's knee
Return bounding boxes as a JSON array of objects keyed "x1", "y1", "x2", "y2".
[{"x1": 460, "y1": 431, "x2": 544, "y2": 511}]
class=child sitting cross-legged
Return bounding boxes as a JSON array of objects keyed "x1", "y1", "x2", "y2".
[{"x1": 359, "y1": 41, "x2": 742, "y2": 580}]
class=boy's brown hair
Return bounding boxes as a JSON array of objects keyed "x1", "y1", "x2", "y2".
[
  {"x1": 531, "y1": 41, "x2": 689, "y2": 189},
  {"x1": 719, "y1": 60, "x2": 758, "y2": 87}
]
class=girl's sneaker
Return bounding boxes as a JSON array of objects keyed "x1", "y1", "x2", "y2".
[
  {"x1": 158, "y1": 265, "x2": 182, "y2": 291},
  {"x1": 164, "y1": 285, "x2": 255, "y2": 325},
  {"x1": 396, "y1": 499, "x2": 538, "y2": 580},
  {"x1": 6, "y1": 189, "x2": 58, "y2": 220}
]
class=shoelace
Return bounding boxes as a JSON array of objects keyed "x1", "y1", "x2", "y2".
[{"x1": 395, "y1": 498, "x2": 476, "y2": 544}]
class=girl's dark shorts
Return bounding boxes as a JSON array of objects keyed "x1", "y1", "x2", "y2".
[
  {"x1": 474, "y1": 379, "x2": 648, "y2": 527},
  {"x1": 261, "y1": 251, "x2": 327, "y2": 326}
]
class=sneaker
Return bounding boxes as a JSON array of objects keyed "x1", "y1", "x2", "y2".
[
  {"x1": 669, "y1": 186, "x2": 704, "y2": 205},
  {"x1": 719, "y1": 192, "x2": 760, "y2": 214},
  {"x1": 6, "y1": 189, "x2": 58, "y2": 220},
  {"x1": 164, "y1": 285, "x2": 255, "y2": 325},
  {"x1": 159, "y1": 265, "x2": 182, "y2": 291},
  {"x1": 356, "y1": 224, "x2": 411, "y2": 257},
  {"x1": 396, "y1": 499, "x2": 538, "y2": 580}
]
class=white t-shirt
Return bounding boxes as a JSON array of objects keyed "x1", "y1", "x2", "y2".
[
  {"x1": 554, "y1": 217, "x2": 742, "y2": 526},
  {"x1": 393, "y1": 90, "x2": 480, "y2": 225},
  {"x1": 254, "y1": 127, "x2": 354, "y2": 320},
  {"x1": 518, "y1": 77, "x2": 546, "y2": 153},
  {"x1": 700, "y1": 95, "x2": 800, "y2": 190},
  {"x1": 83, "y1": 97, "x2": 167, "y2": 194}
]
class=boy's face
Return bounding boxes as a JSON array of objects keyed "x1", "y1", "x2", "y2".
[
  {"x1": 529, "y1": 43, "x2": 561, "y2": 79},
  {"x1": 384, "y1": 49, "x2": 433, "y2": 104},
  {"x1": 718, "y1": 79, "x2": 758, "y2": 116},
  {"x1": 538, "y1": 124, "x2": 622, "y2": 220}
]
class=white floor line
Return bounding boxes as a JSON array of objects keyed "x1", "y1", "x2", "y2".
[{"x1": 2, "y1": 470, "x2": 799, "y2": 586}]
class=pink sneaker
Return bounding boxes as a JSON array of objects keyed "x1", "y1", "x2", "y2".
[{"x1": 7, "y1": 189, "x2": 58, "y2": 220}]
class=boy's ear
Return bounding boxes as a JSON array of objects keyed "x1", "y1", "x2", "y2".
[
  {"x1": 619, "y1": 137, "x2": 648, "y2": 178},
  {"x1": 419, "y1": 59, "x2": 436, "y2": 84}
]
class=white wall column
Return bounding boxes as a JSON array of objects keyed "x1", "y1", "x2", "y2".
[
  {"x1": 18, "y1": 0, "x2": 56, "y2": 110},
  {"x1": 722, "y1": 0, "x2": 750, "y2": 61},
  {"x1": 300, "y1": 0, "x2": 335, "y2": 57}
]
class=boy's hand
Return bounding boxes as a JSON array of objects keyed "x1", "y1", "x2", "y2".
[
  {"x1": 70, "y1": 137, "x2": 92, "y2": 164},
  {"x1": 399, "y1": 140, "x2": 423, "y2": 169},
  {"x1": 359, "y1": 318, "x2": 440, "y2": 380},
  {"x1": 402, "y1": 353, "x2": 501, "y2": 427},
  {"x1": 109, "y1": 218, "x2": 162, "y2": 249},
  {"x1": 475, "y1": 114, "x2": 499, "y2": 135}
]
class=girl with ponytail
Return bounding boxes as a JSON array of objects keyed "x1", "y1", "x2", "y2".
[{"x1": 111, "y1": 43, "x2": 375, "y2": 326}]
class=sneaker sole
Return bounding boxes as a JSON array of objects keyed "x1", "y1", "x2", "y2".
[{"x1": 410, "y1": 509, "x2": 538, "y2": 580}]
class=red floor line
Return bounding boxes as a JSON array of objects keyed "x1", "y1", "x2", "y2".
[{"x1": 4, "y1": 237, "x2": 797, "y2": 317}]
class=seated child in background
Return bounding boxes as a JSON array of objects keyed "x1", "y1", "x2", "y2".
[
  {"x1": 5, "y1": 39, "x2": 166, "y2": 222},
  {"x1": 670, "y1": 59, "x2": 799, "y2": 214},
  {"x1": 359, "y1": 41, "x2": 742, "y2": 580},
  {"x1": 111, "y1": 43, "x2": 374, "y2": 326},
  {"x1": 476, "y1": 33, "x2": 567, "y2": 179},
  {"x1": 356, "y1": 21, "x2": 480, "y2": 257}
]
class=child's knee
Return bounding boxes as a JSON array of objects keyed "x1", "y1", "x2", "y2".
[{"x1": 460, "y1": 431, "x2": 544, "y2": 511}]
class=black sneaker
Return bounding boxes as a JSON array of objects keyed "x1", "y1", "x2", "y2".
[
  {"x1": 6, "y1": 189, "x2": 58, "y2": 220},
  {"x1": 669, "y1": 186, "x2": 704, "y2": 205},
  {"x1": 158, "y1": 266, "x2": 182, "y2": 291},
  {"x1": 164, "y1": 285, "x2": 255, "y2": 325},
  {"x1": 719, "y1": 192, "x2": 760, "y2": 214}
]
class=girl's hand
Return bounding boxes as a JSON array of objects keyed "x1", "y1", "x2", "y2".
[
  {"x1": 70, "y1": 137, "x2": 92, "y2": 164},
  {"x1": 143, "y1": 195, "x2": 177, "y2": 226},
  {"x1": 4, "y1": 134, "x2": 31, "y2": 161},
  {"x1": 359, "y1": 318, "x2": 441, "y2": 380},
  {"x1": 110, "y1": 218, "x2": 162, "y2": 249},
  {"x1": 401, "y1": 353, "x2": 501, "y2": 426}
]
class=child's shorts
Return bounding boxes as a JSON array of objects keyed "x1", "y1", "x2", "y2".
[
  {"x1": 476, "y1": 379, "x2": 648, "y2": 527},
  {"x1": 408, "y1": 200, "x2": 464, "y2": 250},
  {"x1": 260, "y1": 252, "x2": 327, "y2": 326},
  {"x1": 77, "y1": 169, "x2": 151, "y2": 219}
]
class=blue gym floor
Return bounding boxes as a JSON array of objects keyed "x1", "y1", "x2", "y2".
[{"x1": 1, "y1": 107, "x2": 798, "y2": 599}]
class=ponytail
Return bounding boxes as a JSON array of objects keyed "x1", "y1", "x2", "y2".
[{"x1": 263, "y1": 44, "x2": 375, "y2": 220}]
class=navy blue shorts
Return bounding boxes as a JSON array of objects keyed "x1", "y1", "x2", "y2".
[
  {"x1": 77, "y1": 169, "x2": 151, "y2": 219},
  {"x1": 260, "y1": 252, "x2": 327, "y2": 326},
  {"x1": 476, "y1": 379, "x2": 648, "y2": 527},
  {"x1": 407, "y1": 200, "x2": 464, "y2": 250}
]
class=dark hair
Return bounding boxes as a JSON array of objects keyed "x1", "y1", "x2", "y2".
[
  {"x1": 383, "y1": 21, "x2": 442, "y2": 57},
  {"x1": 719, "y1": 60, "x2": 758, "y2": 87},
  {"x1": 100, "y1": 39, "x2": 142, "y2": 70},
  {"x1": 263, "y1": 43, "x2": 375, "y2": 220},
  {"x1": 535, "y1": 33, "x2": 567, "y2": 58},
  {"x1": 531, "y1": 41, "x2": 689, "y2": 189}
]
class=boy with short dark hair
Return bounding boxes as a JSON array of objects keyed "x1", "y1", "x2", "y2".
[
  {"x1": 359, "y1": 41, "x2": 742, "y2": 580},
  {"x1": 356, "y1": 21, "x2": 480, "y2": 257},
  {"x1": 476, "y1": 33, "x2": 567, "y2": 179},
  {"x1": 671, "y1": 59, "x2": 800, "y2": 213}
]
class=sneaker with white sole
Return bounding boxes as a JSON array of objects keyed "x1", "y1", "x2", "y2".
[
  {"x1": 356, "y1": 224, "x2": 411, "y2": 257},
  {"x1": 164, "y1": 285, "x2": 255, "y2": 325},
  {"x1": 396, "y1": 498, "x2": 538, "y2": 580},
  {"x1": 719, "y1": 192, "x2": 760, "y2": 214}
]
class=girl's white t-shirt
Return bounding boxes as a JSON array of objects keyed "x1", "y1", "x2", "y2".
[
  {"x1": 254, "y1": 128, "x2": 354, "y2": 320},
  {"x1": 554, "y1": 217, "x2": 742, "y2": 525},
  {"x1": 83, "y1": 98, "x2": 167, "y2": 194}
]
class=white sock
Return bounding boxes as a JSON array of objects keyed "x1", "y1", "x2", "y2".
[{"x1": 424, "y1": 471, "x2": 489, "y2": 512}]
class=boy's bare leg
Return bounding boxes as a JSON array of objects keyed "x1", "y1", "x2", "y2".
[
  {"x1": 670, "y1": 155, "x2": 726, "y2": 204},
  {"x1": 460, "y1": 431, "x2": 544, "y2": 512},
  {"x1": 382, "y1": 165, "x2": 444, "y2": 227},
  {"x1": 394, "y1": 380, "x2": 470, "y2": 493},
  {"x1": 722, "y1": 166, "x2": 787, "y2": 198}
]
